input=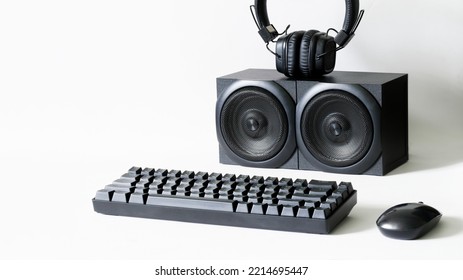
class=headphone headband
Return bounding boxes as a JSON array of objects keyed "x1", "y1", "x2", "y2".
[{"x1": 253, "y1": 0, "x2": 362, "y2": 48}]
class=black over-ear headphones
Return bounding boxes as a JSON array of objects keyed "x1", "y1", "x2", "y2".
[{"x1": 251, "y1": 0, "x2": 364, "y2": 78}]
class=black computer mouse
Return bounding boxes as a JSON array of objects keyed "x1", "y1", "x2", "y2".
[{"x1": 376, "y1": 202, "x2": 442, "y2": 240}]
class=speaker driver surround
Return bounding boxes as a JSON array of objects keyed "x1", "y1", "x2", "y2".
[{"x1": 296, "y1": 83, "x2": 382, "y2": 174}]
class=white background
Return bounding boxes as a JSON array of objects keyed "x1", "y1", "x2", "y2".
[{"x1": 1, "y1": 0, "x2": 463, "y2": 278}]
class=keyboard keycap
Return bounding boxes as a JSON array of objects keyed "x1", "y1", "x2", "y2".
[
  {"x1": 95, "y1": 189, "x2": 114, "y2": 201},
  {"x1": 112, "y1": 191, "x2": 131, "y2": 203},
  {"x1": 129, "y1": 193, "x2": 148, "y2": 204},
  {"x1": 296, "y1": 206, "x2": 313, "y2": 218},
  {"x1": 234, "y1": 201, "x2": 250, "y2": 213},
  {"x1": 313, "y1": 207, "x2": 332, "y2": 219},
  {"x1": 128, "y1": 166, "x2": 142, "y2": 174}
]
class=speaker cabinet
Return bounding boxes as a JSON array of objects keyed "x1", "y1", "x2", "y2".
[
  {"x1": 216, "y1": 69, "x2": 298, "y2": 169},
  {"x1": 216, "y1": 69, "x2": 408, "y2": 175},
  {"x1": 296, "y1": 72, "x2": 408, "y2": 175}
]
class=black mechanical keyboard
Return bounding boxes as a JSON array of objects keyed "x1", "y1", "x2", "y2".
[{"x1": 92, "y1": 167, "x2": 357, "y2": 234}]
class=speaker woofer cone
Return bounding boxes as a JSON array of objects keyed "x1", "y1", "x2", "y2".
[
  {"x1": 301, "y1": 90, "x2": 373, "y2": 167},
  {"x1": 220, "y1": 86, "x2": 288, "y2": 162}
]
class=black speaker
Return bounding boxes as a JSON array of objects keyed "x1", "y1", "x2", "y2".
[
  {"x1": 216, "y1": 69, "x2": 408, "y2": 175},
  {"x1": 216, "y1": 69, "x2": 298, "y2": 169}
]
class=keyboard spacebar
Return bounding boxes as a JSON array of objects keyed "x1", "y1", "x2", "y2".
[{"x1": 146, "y1": 195, "x2": 233, "y2": 212}]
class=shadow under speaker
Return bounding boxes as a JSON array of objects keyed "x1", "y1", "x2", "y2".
[{"x1": 216, "y1": 69, "x2": 408, "y2": 175}]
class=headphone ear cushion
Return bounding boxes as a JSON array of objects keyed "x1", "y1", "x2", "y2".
[
  {"x1": 299, "y1": 30, "x2": 320, "y2": 77},
  {"x1": 285, "y1": 31, "x2": 305, "y2": 77},
  {"x1": 276, "y1": 31, "x2": 305, "y2": 77}
]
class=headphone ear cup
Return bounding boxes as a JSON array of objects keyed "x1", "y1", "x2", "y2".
[
  {"x1": 299, "y1": 30, "x2": 319, "y2": 78},
  {"x1": 275, "y1": 31, "x2": 304, "y2": 77},
  {"x1": 300, "y1": 31, "x2": 337, "y2": 77},
  {"x1": 314, "y1": 34, "x2": 336, "y2": 75}
]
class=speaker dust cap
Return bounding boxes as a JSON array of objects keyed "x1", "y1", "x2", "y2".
[
  {"x1": 216, "y1": 80, "x2": 296, "y2": 168},
  {"x1": 296, "y1": 83, "x2": 381, "y2": 174}
]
